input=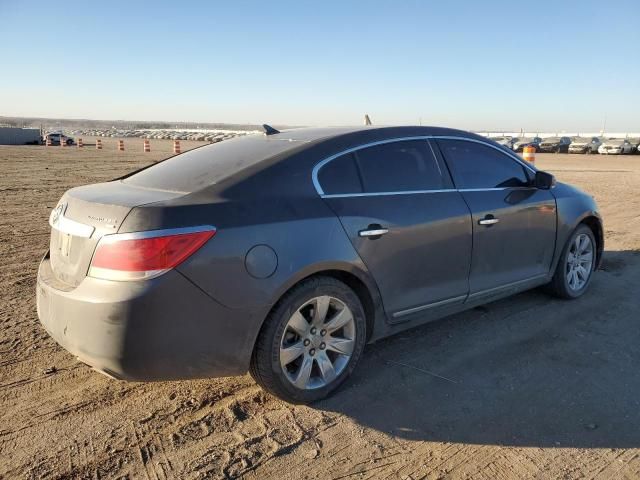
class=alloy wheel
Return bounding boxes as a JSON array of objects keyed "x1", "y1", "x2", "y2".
[
  {"x1": 566, "y1": 233, "x2": 594, "y2": 291},
  {"x1": 280, "y1": 295, "x2": 356, "y2": 390}
]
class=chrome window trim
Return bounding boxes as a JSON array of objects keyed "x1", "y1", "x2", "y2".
[
  {"x1": 321, "y1": 189, "x2": 457, "y2": 199},
  {"x1": 312, "y1": 135, "x2": 537, "y2": 197}
]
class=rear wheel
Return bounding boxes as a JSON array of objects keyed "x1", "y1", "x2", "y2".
[
  {"x1": 250, "y1": 276, "x2": 367, "y2": 403},
  {"x1": 546, "y1": 225, "x2": 596, "y2": 299}
]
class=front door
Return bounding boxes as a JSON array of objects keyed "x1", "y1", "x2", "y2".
[
  {"x1": 316, "y1": 139, "x2": 472, "y2": 320},
  {"x1": 436, "y1": 138, "x2": 557, "y2": 294}
]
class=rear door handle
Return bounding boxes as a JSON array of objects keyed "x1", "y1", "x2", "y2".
[
  {"x1": 478, "y1": 215, "x2": 500, "y2": 226},
  {"x1": 359, "y1": 227, "x2": 389, "y2": 238}
]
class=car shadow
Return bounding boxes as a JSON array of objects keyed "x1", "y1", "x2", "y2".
[{"x1": 317, "y1": 249, "x2": 640, "y2": 448}]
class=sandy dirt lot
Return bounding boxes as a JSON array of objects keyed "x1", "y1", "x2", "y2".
[{"x1": 1, "y1": 140, "x2": 640, "y2": 479}]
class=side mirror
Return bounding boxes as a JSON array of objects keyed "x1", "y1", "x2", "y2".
[{"x1": 534, "y1": 170, "x2": 555, "y2": 190}]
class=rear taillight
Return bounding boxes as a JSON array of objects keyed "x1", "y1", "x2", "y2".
[{"x1": 89, "y1": 226, "x2": 216, "y2": 281}]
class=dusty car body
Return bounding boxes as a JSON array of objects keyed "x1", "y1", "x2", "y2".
[{"x1": 37, "y1": 126, "x2": 603, "y2": 402}]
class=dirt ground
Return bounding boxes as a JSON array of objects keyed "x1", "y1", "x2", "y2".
[{"x1": 2, "y1": 139, "x2": 640, "y2": 479}]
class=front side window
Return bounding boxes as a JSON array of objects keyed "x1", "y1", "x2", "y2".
[
  {"x1": 437, "y1": 139, "x2": 530, "y2": 189},
  {"x1": 354, "y1": 140, "x2": 445, "y2": 193}
]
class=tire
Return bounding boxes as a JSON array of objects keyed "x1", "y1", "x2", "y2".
[
  {"x1": 66, "y1": 139, "x2": 73, "y2": 146},
  {"x1": 250, "y1": 276, "x2": 367, "y2": 403},
  {"x1": 546, "y1": 225, "x2": 596, "y2": 299}
]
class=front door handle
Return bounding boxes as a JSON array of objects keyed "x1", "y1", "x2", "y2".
[
  {"x1": 478, "y1": 215, "x2": 500, "y2": 226},
  {"x1": 359, "y1": 226, "x2": 389, "y2": 238}
]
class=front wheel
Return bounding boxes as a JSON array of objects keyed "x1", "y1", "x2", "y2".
[
  {"x1": 250, "y1": 276, "x2": 367, "y2": 403},
  {"x1": 546, "y1": 225, "x2": 596, "y2": 299}
]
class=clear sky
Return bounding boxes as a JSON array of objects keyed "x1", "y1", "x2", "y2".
[{"x1": 1, "y1": 0, "x2": 638, "y2": 131}]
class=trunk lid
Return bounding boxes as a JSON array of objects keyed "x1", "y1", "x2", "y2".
[{"x1": 49, "y1": 181, "x2": 183, "y2": 287}]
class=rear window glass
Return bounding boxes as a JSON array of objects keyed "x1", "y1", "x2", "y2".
[{"x1": 123, "y1": 135, "x2": 302, "y2": 193}]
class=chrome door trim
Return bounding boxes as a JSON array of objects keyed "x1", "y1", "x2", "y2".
[
  {"x1": 466, "y1": 273, "x2": 548, "y2": 302},
  {"x1": 393, "y1": 294, "x2": 468, "y2": 319},
  {"x1": 312, "y1": 134, "x2": 537, "y2": 197}
]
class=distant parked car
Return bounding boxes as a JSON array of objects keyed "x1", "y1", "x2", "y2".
[
  {"x1": 44, "y1": 133, "x2": 74, "y2": 146},
  {"x1": 628, "y1": 138, "x2": 640, "y2": 154},
  {"x1": 568, "y1": 137, "x2": 602, "y2": 154},
  {"x1": 491, "y1": 136, "x2": 515, "y2": 149},
  {"x1": 539, "y1": 137, "x2": 572, "y2": 153},
  {"x1": 598, "y1": 139, "x2": 635, "y2": 155},
  {"x1": 512, "y1": 137, "x2": 542, "y2": 152}
]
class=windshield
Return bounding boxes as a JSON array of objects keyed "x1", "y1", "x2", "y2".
[{"x1": 544, "y1": 137, "x2": 561, "y2": 142}]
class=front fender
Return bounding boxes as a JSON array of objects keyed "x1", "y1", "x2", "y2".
[{"x1": 551, "y1": 182, "x2": 603, "y2": 272}]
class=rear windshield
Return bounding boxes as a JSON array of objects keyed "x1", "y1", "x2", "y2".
[{"x1": 123, "y1": 135, "x2": 303, "y2": 193}]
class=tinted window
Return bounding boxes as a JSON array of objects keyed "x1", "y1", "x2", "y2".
[
  {"x1": 317, "y1": 153, "x2": 362, "y2": 195},
  {"x1": 354, "y1": 140, "x2": 445, "y2": 193},
  {"x1": 123, "y1": 135, "x2": 305, "y2": 193},
  {"x1": 437, "y1": 139, "x2": 530, "y2": 189}
]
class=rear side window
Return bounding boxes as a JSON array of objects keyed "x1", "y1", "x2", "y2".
[
  {"x1": 354, "y1": 140, "x2": 445, "y2": 193},
  {"x1": 437, "y1": 139, "x2": 530, "y2": 189},
  {"x1": 317, "y1": 153, "x2": 363, "y2": 195}
]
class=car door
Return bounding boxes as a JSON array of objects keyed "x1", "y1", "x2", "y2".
[
  {"x1": 316, "y1": 139, "x2": 472, "y2": 321},
  {"x1": 435, "y1": 138, "x2": 557, "y2": 296}
]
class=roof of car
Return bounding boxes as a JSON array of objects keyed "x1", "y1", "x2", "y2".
[
  {"x1": 123, "y1": 125, "x2": 485, "y2": 194},
  {"x1": 267, "y1": 125, "x2": 481, "y2": 142}
]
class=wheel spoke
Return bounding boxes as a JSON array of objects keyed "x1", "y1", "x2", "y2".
[
  {"x1": 293, "y1": 355, "x2": 313, "y2": 389},
  {"x1": 315, "y1": 351, "x2": 337, "y2": 383},
  {"x1": 287, "y1": 311, "x2": 309, "y2": 336},
  {"x1": 326, "y1": 336, "x2": 355, "y2": 356},
  {"x1": 313, "y1": 296, "x2": 331, "y2": 325},
  {"x1": 576, "y1": 266, "x2": 589, "y2": 283},
  {"x1": 579, "y1": 235, "x2": 590, "y2": 254},
  {"x1": 579, "y1": 252, "x2": 593, "y2": 265},
  {"x1": 280, "y1": 341, "x2": 305, "y2": 368},
  {"x1": 573, "y1": 236, "x2": 581, "y2": 254},
  {"x1": 324, "y1": 308, "x2": 353, "y2": 333}
]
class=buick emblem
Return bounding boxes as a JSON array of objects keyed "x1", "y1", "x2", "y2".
[{"x1": 51, "y1": 202, "x2": 66, "y2": 226}]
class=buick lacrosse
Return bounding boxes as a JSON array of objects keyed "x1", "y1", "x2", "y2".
[{"x1": 37, "y1": 126, "x2": 603, "y2": 403}]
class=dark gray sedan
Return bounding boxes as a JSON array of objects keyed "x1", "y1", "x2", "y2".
[{"x1": 37, "y1": 126, "x2": 603, "y2": 403}]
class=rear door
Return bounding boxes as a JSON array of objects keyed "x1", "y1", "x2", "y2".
[
  {"x1": 436, "y1": 138, "x2": 557, "y2": 295},
  {"x1": 317, "y1": 139, "x2": 472, "y2": 321}
]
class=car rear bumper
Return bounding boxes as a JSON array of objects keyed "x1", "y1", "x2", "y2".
[{"x1": 36, "y1": 253, "x2": 262, "y2": 381}]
